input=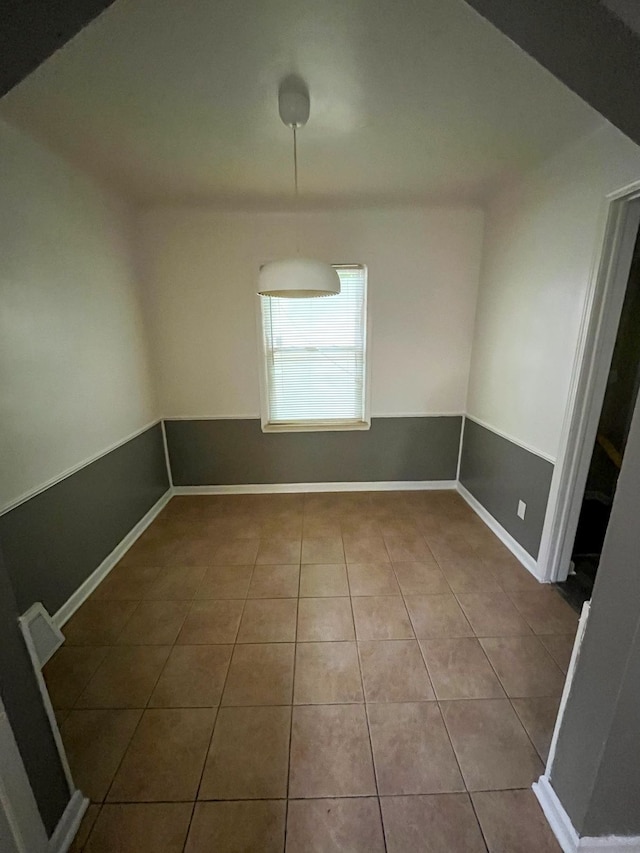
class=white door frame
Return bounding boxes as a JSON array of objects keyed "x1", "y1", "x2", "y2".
[{"x1": 538, "y1": 181, "x2": 640, "y2": 583}]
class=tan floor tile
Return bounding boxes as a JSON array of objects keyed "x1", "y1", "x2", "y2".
[
  {"x1": 143, "y1": 566, "x2": 206, "y2": 600},
  {"x1": 44, "y1": 646, "x2": 110, "y2": 709},
  {"x1": 302, "y1": 516, "x2": 342, "y2": 538},
  {"x1": 222, "y1": 643, "x2": 294, "y2": 705},
  {"x1": 457, "y1": 592, "x2": 533, "y2": 636},
  {"x1": 286, "y1": 798, "x2": 385, "y2": 853},
  {"x1": 441, "y1": 699, "x2": 543, "y2": 791},
  {"x1": 404, "y1": 594, "x2": 473, "y2": 639},
  {"x1": 509, "y1": 589, "x2": 579, "y2": 635},
  {"x1": 248, "y1": 564, "x2": 300, "y2": 598},
  {"x1": 256, "y1": 537, "x2": 301, "y2": 564},
  {"x1": 84, "y1": 803, "x2": 192, "y2": 853},
  {"x1": 294, "y1": 642, "x2": 363, "y2": 704},
  {"x1": 149, "y1": 644, "x2": 232, "y2": 707},
  {"x1": 289, "y1": 704, "x2": 376, "y2": 797},
  {"x1": 438, "y1": 558, "x2": 503, "y2": 593},
  {"x1": 539, "y1": 634, "x2": 575, "y2": 673},
  {"x1": 115, "y1": 600, "x2": 189, "y2": 645},
  {"x1": 379, "y1": 518, "x2": 422, "y2": 536},
  {"x1": 64, "y1": 601, "x2": 139, "y2": 646},
  {"x1": 512, "y1": 696, "x2": 561, "y2": 762},
  {"x1": 117, "y1": 536, "x2": 181, "y2": 569},
  {"x1": 384, "y1": 534, "x2": 431, "y2": 562},
  {"x1": 297, "y1": 597, "x2": 355, "y2": 641},
  {"x1": 172, "y1": 534, "x2": 222, "y2": 567},
  {"x1": 380, "y1": 793, "x2": 487, "y2": 853},
  {"x1": 472, "y1": 789, "x2": 562, "y2": 852},
  {"x1": 92, "y1": 566, "x2": 160, "y2": 601},
  {"x1": 196, "y1": 565, "x2": 253, "y2": 599},
  {"x1": 108, "y1": 708, "x2": 215, "y2": 802},
  {"x1": 352, "y1": 596, "x2": 414, "y2": 640},
  {"x1": 300, "y1": 564, "x2": 349, "y2": 597},
  {"x1": 420, "y1": 638, "x2": 505, "y2": 700},
  {"x1": 480, "y1": 636, "x2": 566, "y2": 697},
  {"x1": 392, "y1": 561, "x2": 450, "y2": 595},
  {"x1": 221, "y1": 516, "x2": 262, "y2": 539},
  {"x1": 368, "y1": 703, "x2": 464, "y2": 794},
  {"x1": 199, "y1": 705, "x2": 290, "y2": 799},
  {"x1": 488, "y1": 559, "x2": 541, "y2": 591},
  {"x1": 69, "y1": 803, "x2": 100, "y2": 852},
  {"x1": 213, "y1": 538, "x2": 260, "y2": 565},
  {"x1": 185, "y1": 801, "x2": 285, "y2": 853},
  {"x1": 54, "y1": 707, "x2": 70, "y2": 727},
  {"x1": 347, "y1": 563, "x2": 400, "y2": 596},
  {"x1": 301, "y1": 536, "x2": 345, "y2": 564},
  {"x1": 177, "y1": 599, "x2": 244, "y2": 644},
  {"x1": 76, "y1": 646, "x2": 170, "y2": 708},
  {"x1": 61, "y1": 709, "x2": 141, "y2": 802},
  {"x1": 359, "y1": 640, "x2": 434, "y2": 702},
  {"x1": 341, "y1": 518, "x2": 381, "y2": 537},
  {"x1": 260, "y1": 515, "x2": 304, "y2": 539},
  {"x1": 237, "y1": 598, "x2": 297, "y2": 642},
  {"x1": 343, "y1": 534, "x2": 390, "y2": 563}
]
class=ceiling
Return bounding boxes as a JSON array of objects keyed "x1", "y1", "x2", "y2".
[{"x1": 0, "y1": 0, "x2": 602, "y2": 207}]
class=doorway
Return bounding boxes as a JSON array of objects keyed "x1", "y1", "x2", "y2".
[
  {"x1": 559, "y1": 227, "x2": 640, "y2": 608},
  {"x1": 537, "y1": 188, "x2": 640, "y2": 587}
]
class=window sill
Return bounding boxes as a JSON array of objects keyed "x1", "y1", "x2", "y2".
[{"x1": 261, "y1": 420, "x2": 371, "y2": 434}]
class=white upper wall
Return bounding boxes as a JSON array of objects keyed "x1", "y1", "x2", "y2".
[
  {"x1": 0, "y1": 120, "x2": 158, "y2": 510},
  {"x1": 140, "y1": 207, "x2": 483, "y2": 419},
  {"x1": 467, "y1": 122, "x2": 640, "y2": 461}
]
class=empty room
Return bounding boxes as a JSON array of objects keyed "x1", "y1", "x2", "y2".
[{"x1": 2, "y1": 1, "x2": 640, "y2": 851}]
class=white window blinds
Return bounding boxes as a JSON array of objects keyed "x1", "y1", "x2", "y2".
[{"x1": 260, "y1": 264, "x2": 368, "y2": 427}]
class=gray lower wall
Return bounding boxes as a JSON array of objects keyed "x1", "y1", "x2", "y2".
[
  {"x1": 165, "y1": 416, "x2": 462, "y2": 485},
  {"x1": 459, "y1": 418, "x2": 554, "y2": 558},
  {"x1": 0, "y1": 549, "x2": 69, "y2": 836},
  {"x1": 551, "y1": 388, "x2": 640, "y2": 837},
  {"x1": 0, "y1": 422, "x2": 169, "y2": 616}
]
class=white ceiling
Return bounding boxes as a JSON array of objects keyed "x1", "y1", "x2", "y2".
[{"x1": 0, "y1": 0, "x2": 601, "y2": 207}]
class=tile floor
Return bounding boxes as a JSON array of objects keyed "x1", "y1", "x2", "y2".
[{"x1": 45, "y1": 490, "x2": 578, "y2": 852}]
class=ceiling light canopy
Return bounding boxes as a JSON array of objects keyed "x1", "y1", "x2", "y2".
[{"x1": 257, "y1": 76, "x2": 340, "y2": 299}]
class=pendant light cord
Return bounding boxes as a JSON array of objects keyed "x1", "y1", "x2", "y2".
[
  {"x1": 293, "y1": 125, "x2": 300, "y2": 255},
  {"x1": 293, "y1": 125, "x2": 299, "y2": 198}
]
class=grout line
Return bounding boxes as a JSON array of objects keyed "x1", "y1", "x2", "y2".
[
  {"x1": 467, "y1": 793, "x2": 492, "y2": 853},
  {"x1": 284, "y1": 497, "x2": 304, "y2": 847},
  {"x1": 346, "y1": 557, "x2": 389, "y2": 853},
  {"x1": 186, "y1": 556, "x2": 258, "y2": 845}
]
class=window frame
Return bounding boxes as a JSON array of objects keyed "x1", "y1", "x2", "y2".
[{"x1": 256, "y1": 263, "x2": 371, "y2": 434}]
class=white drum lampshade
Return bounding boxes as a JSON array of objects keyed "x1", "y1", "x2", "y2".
[{"x1": 258, "y1": 258, "x2": 341, "y2": 298}]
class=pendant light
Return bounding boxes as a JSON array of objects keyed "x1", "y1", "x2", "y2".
[{"x1": 257, "y1": 77, "x2": 340, "y2": 298}]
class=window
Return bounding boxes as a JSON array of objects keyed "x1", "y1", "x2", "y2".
[{"x1": 259, "y1": 264, "x2": 368, "y2": 431}]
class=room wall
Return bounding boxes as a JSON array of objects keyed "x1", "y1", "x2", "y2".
[
  {"x1": 141, "y1": 206, "x2": 483, "y2": 483},
  {"x1": 0, "y1": 119, "x2": 158, "y2": 511},
  {"x1": 0, "y1": 119, "x2": 169, "y2": 610},
  {"x1": 461, "y1": 122, "x2": 640, "y2": 557},
  {"x1": 0, "y1": 119, "x2": 169, "y2": 835}
]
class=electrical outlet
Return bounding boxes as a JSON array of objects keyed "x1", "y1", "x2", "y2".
[{"x1": 517, "y1": 500, "x2": 526, "y2": 520}]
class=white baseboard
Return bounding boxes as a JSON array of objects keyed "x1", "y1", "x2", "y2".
[
  {"x1": 534, "y1": 774, "x2": 581, "y2": 853},
  {"x1": 173, "y1": 480, "x2": 457, "y2": 495},
  {"x1": 456, "y1": 482, "x2": 540, "y2": 579},
  {"x1": 533, "y1": 775, "x2": 640, "y2": 852},
  {"x1": 53, "y1": 488, "x2": 172, "y2": 628},
  {"x1": 48, "y1": 790, "x2": 89, "y2": 853}
]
